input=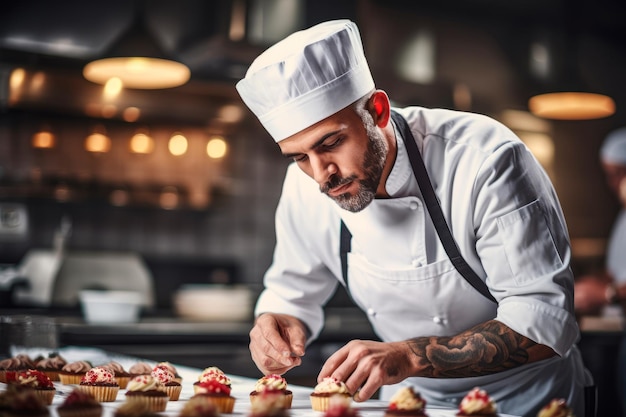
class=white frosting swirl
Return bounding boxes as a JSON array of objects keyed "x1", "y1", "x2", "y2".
[
  {"x1": 81, "y1": 366, "x2": 116, "y2": 384},
  {"x1": 538, "y1": 399, "x2": 573, "y2": 417},
  {"x1": 313, "y1": 377, "x2": 350, "y2": 394},
  {"x1": 459, "y1": 387, "x2": 497, "y2": 415},
  {"x1": 388, "y1": 387, "x2": 426, "y2": 411},
  {"x1": 126, "y1": 375, "x2": 165, "y2": 392},
  {"x1": 152, "y1": 366, "x2": 176, "y2": 384},
  {"x1": 254, "y1": 374, "x2": 288, "y2": 392}
]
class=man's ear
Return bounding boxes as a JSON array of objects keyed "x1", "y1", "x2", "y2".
[{"x1": 368, "y1": 90, "x2": 391, "y2": 127}]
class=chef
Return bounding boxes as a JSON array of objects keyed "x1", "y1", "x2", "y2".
[{"x1": 236, "y1": 20, "x2": 592, "y2": 417}]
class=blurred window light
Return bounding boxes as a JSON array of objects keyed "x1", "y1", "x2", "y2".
[{"x1": 397, "y1": 29, "x2": 436, "y2": 84}]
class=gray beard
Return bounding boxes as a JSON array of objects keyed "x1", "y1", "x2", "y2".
[{"x1": 324, "y1": 118, "x2": 387, "y2": 212}]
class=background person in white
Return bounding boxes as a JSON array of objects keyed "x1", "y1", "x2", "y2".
[
  {"x1": 236, "y1": 20, "x2": 591, "y2": 417},
  {"x1": 575, "y1": 127, "x2": 626, "y2": 415}
]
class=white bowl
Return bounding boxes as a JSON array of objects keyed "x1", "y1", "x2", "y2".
[
  {"x1": 172, "y1": 284, "x2": 253, "y2": 321},
  {"x1": 79, "y1": 290, "x2": 144, "y2": 324}
]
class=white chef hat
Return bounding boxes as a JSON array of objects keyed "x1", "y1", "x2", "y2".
[
  {"x1": 600, "y1": 127, "x2": 626, "y2": 166},
  {"x1": 236, "y1": 19, "x2": 375, "y2": 142}
]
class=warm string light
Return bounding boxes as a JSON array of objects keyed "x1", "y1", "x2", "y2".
[{"x1": 168, "y1": 133, "x2": 188, "y2": 156}]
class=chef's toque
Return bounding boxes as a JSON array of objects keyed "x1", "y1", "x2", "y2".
[
  {"x1": 236, "y1": 19, "x2": 375, "y2": 142},
  {"x1": 600, "y1": 127, "x2": 626, "y2": 166}
]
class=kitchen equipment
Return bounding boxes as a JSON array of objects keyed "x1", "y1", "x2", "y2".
[
  {"x1": 79, "y1": 290, "x2": 144, "y2": 324},
  {"x1": 172, "y1": 284, "x2": 253, "y2": 321},
  {"x1": 15, "y1": 250, "x2": 154, "y2": 308}
]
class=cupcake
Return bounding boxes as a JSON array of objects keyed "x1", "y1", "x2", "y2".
[
  {"x1": 78, "y1": 366, "x2": 120, "y2": 402},
  {"x1": 152, "y1": 364, "x2": 183, "y2": 401},
  {"x1": 114, "y1": 401, "x2": 161, "y2": 417},
  {"x1": 156, "y1": 361, "x2": 182, "y2": 383},
  {"x1": 457, "y1": 387, "x2": 497, "y2": 416},
  {"x1": 0, "y1": 384, "x2": 50, "y2": 417},
  {"x1": 194, "y1": 367, "x2": 231, "y2": 394},
  {"x1": 249, "y1": 391, "x2": 290, "y2": 417},
  {"x1": 323, "y1": 395, "x2": 361, "y2": 417},
  {"x1": 310, "y1": 377, "x2": 351, "y2": 412},
  {"x1": 250, "y1": 374, "x2": 293, "y2": 409},
  {"x1": 56, "y1": 388, "x2": 103, "y2": 417},
  {"x1": 385, "y1": 387, "x2": 427, "y2": 417},
  {"x1": 0, "y1": 354, "x2": 37, "y2": 383},
  {"x1": 124, "y1": 374, "x2": 169, "y2": 412},
  {"x1": 6, "y1": 369, "x2": 56, "y2": 405},
  {"x1": 35, "y1": 352, "x2": 67, "y2": 381},
  {"x1": 537, "y1": 399, "x2": 574, "y2": 417},
  {"x1": 129, "y1": 362, "x2": 153, "y2": 379},
  {"x1": 59, "y1": 361, "x2": 93, "y2": 385},
  {"x1": 100, "y1": 361, "x2": 131, "y2": 389},
  {"x1": 193, "y1": 379, "x2": 236, "y2": 413},
  {"x1": 179, "y1": 396, "x2": 220, "y2": 417}
]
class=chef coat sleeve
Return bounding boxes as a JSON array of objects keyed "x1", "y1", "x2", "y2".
[
  {"x1": 472, "y1": 141, "x2": 579, "y2": 356},
  {"x1": 255, "y1": 163, "x2": 341, "y2": 343}
]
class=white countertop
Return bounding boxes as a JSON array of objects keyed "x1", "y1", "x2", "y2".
[{"x1": 2, "y1": 346, "x2": 517, "y2": 417}]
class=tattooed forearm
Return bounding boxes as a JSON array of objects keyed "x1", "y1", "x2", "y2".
[{"x1": 406, "y1": 320, "x2": 555, "y2": 378}]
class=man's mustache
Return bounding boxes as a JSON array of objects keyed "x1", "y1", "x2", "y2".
[{"x1": 320, "y1": 175, "x2": 356, "y2": 194}]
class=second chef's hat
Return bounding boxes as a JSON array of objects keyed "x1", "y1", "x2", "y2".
[
  {"x1": 600, "y1": 127, "x2": 626, "y2": 166},
  {"x1": 236, "y1": 19, "x2": 375, "y2": 142}
]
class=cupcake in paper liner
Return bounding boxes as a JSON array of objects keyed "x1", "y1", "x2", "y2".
[
  {"x1": 537, "y1": 398, "x2": 574, "y2": 417},
  {"x1": 36, "y1": 352, "x2": 67, "y2": 382},
  {"x1": 385, "y1": 387, "x2": 427, "y2": 417},
  {"x1": 193, "y1": 379, "x2": 236, "y2": 414},
  {"x1": 124, "y1": 374, "x2": 169, "y2": 412},
  {"x1": 59, "y1": 361, "x2": 93, "y2": 385},
  {"x1": 457, "y1": 387, "x2": 497, "y2": 416},
  {"x1": 310, "y1": 377, "x2": 351, "y2": 412},
  {"x1": 99, "y1": 361, "x2": 131, "y2": 389},
  {"x1": 6, "y1": 369, "x2": 56, "y2": 405},
  {"x1": 78, "y1": 366, "x2": 120, "y2": 402},
  {"x1": 57, "y1": 388, "x2": 103, "y2": 417},
  {"x1": 152, "y1": 364, "x2": 183, "y2": 401},
  {"x1": 250, "y1": 374, "x2": 293, "y2": 409}
]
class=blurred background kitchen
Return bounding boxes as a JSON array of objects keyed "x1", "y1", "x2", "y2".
[{"x1": 0, "y1": 0, "x2": 624, "y2": 413}]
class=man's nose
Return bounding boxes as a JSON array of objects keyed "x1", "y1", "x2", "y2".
[{"x1": 310, "y1": 154, "x2": 337, "y2": 185}]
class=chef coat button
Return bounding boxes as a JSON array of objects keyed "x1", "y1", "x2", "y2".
[
  {"x1": 367, "y1": 308, "x2": 376, "y2": 317},
  {"x1": 411, "y1": 259, "x2": 422, "y2": 267},
  {"x1": 409, "y1": 201, "x2": 419, "y2": 210},
  {"x1": 432, "y1": 316, "x2": 443, "y2": 324}
]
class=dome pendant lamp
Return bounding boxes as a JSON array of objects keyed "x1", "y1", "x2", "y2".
[
  {"x1": 527, "y1": 26, "x2": 615, "y2": 120},
  {"x1": 83, "y1": 2, "x2": 190, "y2": 90}
]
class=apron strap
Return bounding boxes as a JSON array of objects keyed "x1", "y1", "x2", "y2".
[
  {"x1": 337, "y1": 112, "x2": 496, "y2": 303},
  {"x1": 340, "y1": 219, "x2": 352, "y2": 291},
  {"x1": 390, "y1": 110, "x2": 496, "y2": 303}
]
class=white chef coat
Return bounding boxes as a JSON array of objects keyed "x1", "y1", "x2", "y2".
[
  {"x1": 607, "y1": 209, "x2": 626, "y2": 283},
  {"x1": 255, "y1": 106, "x2": 591, "y2": 417}
]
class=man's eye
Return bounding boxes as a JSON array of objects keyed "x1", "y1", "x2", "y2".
[
  {"x1": 324, "y1": 137, "x2": 343, "y2": 149},
  {"x1": 293, "y1": 154, "x2": 308, "y2": 162}
]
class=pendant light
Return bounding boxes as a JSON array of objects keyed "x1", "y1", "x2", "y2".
[
  {"x1": 83, "y1": 1, "x2": 190, "y2": 90},
  {"x1": 527, "y1": 22, "x2": 615, "y2": 120}
]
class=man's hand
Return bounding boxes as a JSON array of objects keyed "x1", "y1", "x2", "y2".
[
  {"x1": 318, "y1": 320, "x2": 555, "y2": 402},
  {"x1": 249, "y1": 313, "x2": 307, "y2": 375},
  {"x1": 317, "y1": 340, "x2": 416, "y2": 402}
]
